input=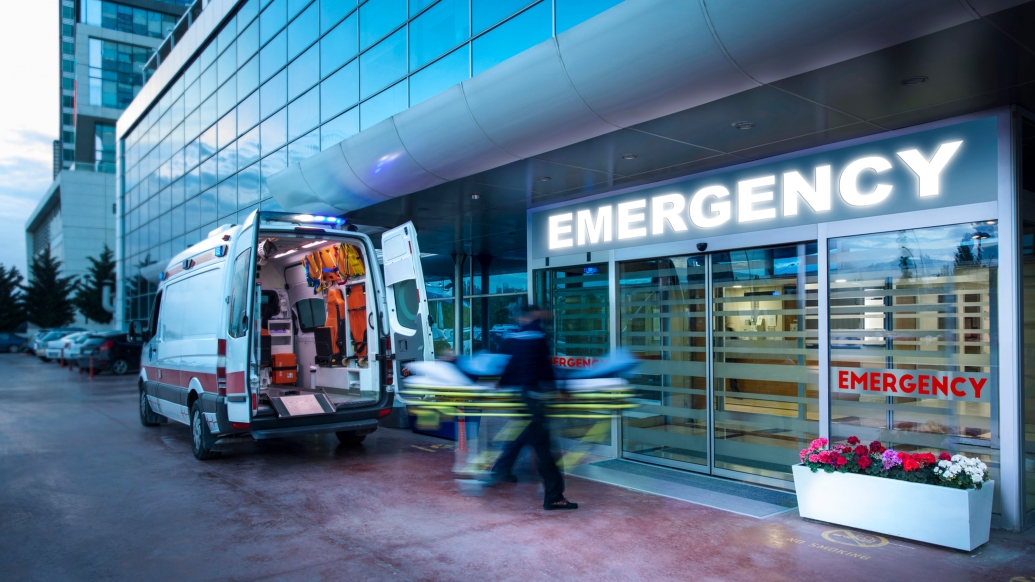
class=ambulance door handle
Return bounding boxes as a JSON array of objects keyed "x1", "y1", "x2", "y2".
[{"x1": 368, "y1": 312, "x2": 375, "y2": 329}]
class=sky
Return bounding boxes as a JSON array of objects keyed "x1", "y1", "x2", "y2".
[{"x1": 0, "y1": 2, "x2": 58, "y2": 278}]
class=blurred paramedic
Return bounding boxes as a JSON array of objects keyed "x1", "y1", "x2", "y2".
[{"x1": 487, "y1": 305, "x2": 577, "y2": 510}]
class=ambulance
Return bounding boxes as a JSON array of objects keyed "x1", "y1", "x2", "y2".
[{"x1": 134, "y1": 211, "x2": 434, "y2": 460}]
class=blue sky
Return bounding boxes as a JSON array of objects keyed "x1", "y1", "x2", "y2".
[{"x1": 0, "y1": 2, "x2": 58, "y2": 278}]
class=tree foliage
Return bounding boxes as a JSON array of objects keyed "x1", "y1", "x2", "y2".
[
  {"x1": 73, "y1": 245, "x2": 116, "y2": 324},
  {"x1": 21, "y1": 248, "x2": 78, "y2": 328},
  {"x1": 0, "y1": 265, "x2": 26, "y2": 331}
]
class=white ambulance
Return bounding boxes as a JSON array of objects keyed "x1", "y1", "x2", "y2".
[{"x1": 134, "y1": 211, "x2": 434, "y2": 460}]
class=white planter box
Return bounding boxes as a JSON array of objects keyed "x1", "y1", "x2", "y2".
[{"x1": 792, "y1": 465, "x2": 993, "y2": 551}]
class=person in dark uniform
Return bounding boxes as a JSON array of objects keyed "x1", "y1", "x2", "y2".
[{"x1": 487, "y1": 305, "x2": 577, "y2": 510}]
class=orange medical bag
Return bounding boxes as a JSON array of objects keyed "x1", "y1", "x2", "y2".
[
  {"x1": 346, "y1": 284, "x2": 367, "y2": 359},
  {"x1": 272, "y1": 353, "x2": 297, "y2": 385}
]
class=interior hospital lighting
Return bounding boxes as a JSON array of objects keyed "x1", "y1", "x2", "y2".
[
  {"x1": 302, "y1": 240, "x2": 327, "y2": 248},
  {"x1": 273, "y1": 249, "x2": 297, "y2": 259}
]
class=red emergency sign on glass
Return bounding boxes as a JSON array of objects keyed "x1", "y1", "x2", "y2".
[
  {"x1": 832, "y1": 368, "x2": 991, "y2": 403},
  {"x1": 551, "y1": 356, "x2": 601, "y2": 369}
]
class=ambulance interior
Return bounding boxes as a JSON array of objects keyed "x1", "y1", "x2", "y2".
[{"x1": 252, "y1": 234, "x2": 379, "y2": 415}]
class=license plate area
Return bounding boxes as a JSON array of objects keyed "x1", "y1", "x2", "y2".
[{"x1": 269, "y1": 394, "x2": 335, "y2": 417}]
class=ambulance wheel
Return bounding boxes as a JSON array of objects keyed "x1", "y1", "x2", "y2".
[
  {"x1": 190, "y1": 402, "x2": 221, "y2": 460},
  {"x1": 140, "y1": 389, "x2": 161, "y2": 427},
  {"x1": 335, "y1": 431, "x2": 366, "y2": 445},
  {"x1": 111, "y1": 359, "x2": 130, "y2": 375}
]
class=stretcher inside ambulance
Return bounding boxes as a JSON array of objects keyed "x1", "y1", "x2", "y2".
[{"x1": 136, "y1": 211, "x2": 434, "y2": 460}]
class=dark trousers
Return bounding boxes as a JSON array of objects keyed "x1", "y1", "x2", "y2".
[{"x1": 492, "y1": 393, "x2": 564, "y2": 503}]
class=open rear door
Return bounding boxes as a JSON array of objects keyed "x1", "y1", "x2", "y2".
[
  {"x1": 225, "y1": 211, "x2": 259, "y2": 424},
  {"x1": 381, "y1": 222, "x2": 434, "y2": 364}
]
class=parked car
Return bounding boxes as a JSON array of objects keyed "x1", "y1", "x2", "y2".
[
  {"x1": 45, "y1": 332, "x2": 90, "y2": 361},
  {"x1": 33, "y1": 329, "x2": 84, "y2": 361},
  {"x1": 78, "y1": 332, "x2": 142, "y2": 376},
  {"x1": 64, "y1": 333, "x2": 96, "y2": 366},
  {"x1": 0, "y1": 332, "x2": 27, "y2": 354}
]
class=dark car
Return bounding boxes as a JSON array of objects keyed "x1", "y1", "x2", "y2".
[
  {"x1": 0, "y1": 332, "x2": 27, "y2": 354},
  {"x1": 77, "y1": 332, "x2": 143, "y2": 375}
]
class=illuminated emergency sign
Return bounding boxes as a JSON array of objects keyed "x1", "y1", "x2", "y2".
[
  {"x1": 530, "y1": 116, "x2": 999, "y2": 259},
  {"x1": 832, "y1": 368, "x2": 990, "y2": 403}
]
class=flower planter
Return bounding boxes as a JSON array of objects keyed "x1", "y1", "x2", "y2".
[{"x1": 792, "y1": 465, "x2": 993, "y2": 551}]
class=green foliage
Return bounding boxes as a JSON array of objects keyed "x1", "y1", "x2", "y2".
[
  {"x1": 0, "y1": 265, "x2": 26, "y2": 331},
  {"x1": 72, "y1": 245, "x2": 116, "y2": 324},
  {"x1": 21, "y1": 248, "x2": 79, "y2": 328}
]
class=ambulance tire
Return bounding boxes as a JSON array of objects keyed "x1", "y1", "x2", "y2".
[
  {"x1": 335, "y1": 431, "x2": 366, "y2": 445},
  {"x1": 140, "y1": 388, "x2": 162, "y2": 427},
  {"x1": 190, "y1": 401, "x2": 221, "y2": 460}
]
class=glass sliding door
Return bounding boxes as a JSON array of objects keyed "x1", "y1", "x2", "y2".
[
  {"x1": 711, "y1": 245, "x2": 819, "y2": 483},
  {"x1": 619, "y1": 256, "x2": 709, "y2": 469}
]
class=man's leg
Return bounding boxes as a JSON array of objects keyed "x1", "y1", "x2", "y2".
[
  {"x1": 527, "y1": 418, "x2": 564, "y2": 503},
  {"x1": 490, "y1": 421, "x2": 530, "y2": 477}
]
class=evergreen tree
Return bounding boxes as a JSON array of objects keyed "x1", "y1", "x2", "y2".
[
  {"x1": 0, "y1": 265, "x2": 26, "y2": 331},
  {"x1": 21, "y1": 248, "x2": 79, "y2": 328},
  {"x1": 73, "y1": 245, "x2": 116, "y2": 324}
]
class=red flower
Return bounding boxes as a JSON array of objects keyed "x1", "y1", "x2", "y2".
[
  {"x1": 835, "y1": 454, "x2": 848, "y2": 467},
  {"x1": 868, "y1": 440, "x2": 886, "y2": 454},
  {"x1": 914, "y1": 453, "x2": 936, "y2": 467},
  {"x1": 898, "y1": 453, "x2": 919, "y2": 472},
  {"x1": 846, "y1": 436, "x2": 860, "y2": 445},
  {"x1": 938, "y1": 452, "x2": 951, "y2": 462},
  {"x1": 856, "y1": 455, "x2": 872, "y2": 470},
  {"x1": 853, "y1": 445, "x2": 868, "y2": 456}
]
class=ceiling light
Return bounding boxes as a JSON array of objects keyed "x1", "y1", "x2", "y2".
[
  {"x1": 835, "y1": 279, "x2": 847, "y2": 283},
  {"x1": 470, "y1": 193, "x2": 480, "y2": 200},
  {"x1": 273, "y1": 249, "x2": 297, "y2": 258},
  {"x1": 732, "y1": 285, "x2": 743, "y2": 288},
  {"x1": 732, "y1": 121, "x2": 755, "y2": 130},
  {"x1": 537, "y1": 176, "x2": 552, "y2": 182},
  {"x1": 902, "y1": 76, "x2": 928, "y2": 85},
  {"x1": 301, "y1": 240, "x2": 326, "y2": 248},
  {"x1": 621, "y1": 154, "x2": 637, "y2": 160}
]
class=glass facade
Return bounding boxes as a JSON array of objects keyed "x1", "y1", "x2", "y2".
[
  {"x1": 81, "y1": 0, "x2": 181, "y2": 39},
  {"x1": 120, "y1": 0, "x2": 627, "y2": 322},
  {"x1": 95, "y1": 123, "x2": 116, "y2": 173},
  {"x1": 89, "y1": 38, "x2": 150, "y2": 109}
]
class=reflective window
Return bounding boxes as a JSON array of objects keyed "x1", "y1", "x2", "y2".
[
  {"x1": 830, "y1": 223, "x2": 998, "y2": 483},
  {"x1": 410, "y1": 0, "x2": 468, "y2": 71},
  {"x1": 218, "y1": 41, "x2": 237, "y2": 87},
  {"x1": 260, "y1": 148, "x2": 287, "y2": 198},
  {"x1": 200, "y1": 125, "x2": 217, "y2": 160},
  {"x1": 238, "y1": 0, "x2": 260, "y2": 26},
  {"x1": 288, "y1": 87, "x2": 320, "y2": 141},
  {"x1": 320, "y1": 60, "x2": 358, "y2": 122},
  {"x1": 217, "y1": 16, "x2": 237, "y2": 56},
  {"x1": 360, "y1": 28, "x2": 406, "y2": 99},
  {"x1": 238, "y1": 19, "x2": 260, "y2": 68},
  {"x1": 88, "y1": 38, "x2": 149, "y2": 109},
  {"x1": 260, "y1": 69, "x2": 287, "y2": 119},
  {"x1": 260, "y1": 108, "x2": 287, "y2": 155},
  {"x1": 238, "y1": 91, "x2": 260, "y2": 133},
  {"x1": 238, "y1": 126, "x2": 261, "y2": 170},
  {"x1": 288, "y1": 44, "x2": 320, "y2": 100},
  {"x1": 218, "y1": 176, "x2": 238, "y2": 218},
  {"x1": 321, "y1": 107, "x2": 359, "y2": 149},
  {"x1": 81, "y1": 0, "x2": 178, "y2": 39},
  {"x1": 360, "y1": 79, "x2": 406, "y2": 130},
  {"x1": 473, "y1": 1, "x2": 550, "y2": 75},
  {"x1": 217, "y1": 76, "x2": 236, "y2": 117},
  {"x1": 288, "y1": 128, "x2": 321, "y2": 164},
  {"x1": 238, "y1": 56, "x2": 260, "y2": 98},
  {"x1": 287, "y1": 0, "x2": 314, "y2": 21},
  {"x1": 217, "y1": 112, "x2": 236, "y2": 150},
  {"x1": 410, "y1": 0, "x2": 436, "y2": 17},
  {"x1": 410, "y1": 45, "x2": 468, "y2": 106},
  {"x1": 238, "y1": 163, "x2": 261, "y2": 208},
  {"x1": 200, "y1": 157, "x2": 217, "y2": 191},
  {"x1": 321, "y1": 0, "x2": 357, "y2": 33},
  {"x1": 287, "y1": 1, "x2": 319, "y2": 60},
  {"x1": 321, "y1": 12, "x2": 358, "y2": 78},
  {"x1": 260, "y1": 30, "x2": 287, "y2": 82},
  {"x1": 556, "y1": 0, "x2": 622, "y2": 33},
  {"x1": 472, "y1": 0, "x2": 535, "y2": 34},
  {"x1": 359, "y1": 0, "x2": 405, "y2": 50},
  {"x1": 200, "y1": 187, "x2": 217, "y2": 225},
  {"x1": 217, "y1": 142, "x2": 237, "y2": 181},
  {"x1": 260, "y1": 0, "x2": 287, "y2": 45},
  {"x1": 94, "y1": 123, "x2": 116, "y2": 173}
]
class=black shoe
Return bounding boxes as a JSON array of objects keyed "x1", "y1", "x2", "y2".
[{"x1": 544, "y1": 496, "x2": 578, "y2": 510}]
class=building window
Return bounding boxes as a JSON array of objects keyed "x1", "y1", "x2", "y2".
[
  {"x1": 62, "y1": 23, "x2": 75, "y2": 38},
  {"x1": 88, "y1": 38, "x2": 150, "y2": 109},
  {"x1": 62, "y1": 130, "x2": 75, "y2": 144},
  {"x1": 63, "y1": 95, "x2": 74, "y2": 108},
  {"x1": 62, "y1": 148, "x2": 76, "y2": 161},
  {"x1": 62, "y1": 41, "x2": 75, "y2": 55},
  {"x1": 62, "y1": 77, "x2": 75, "y2": 91},
  {"x1": 95, "y1": 123, "x2": 116, "y2": 173},
  {"x1": 62, "y1": 58, "x2": 76, "y2": 73},
  {"x1": 62, "y1": 6, "x2": 74, "y2": 19},
  {"x1": 62, "y1": 113, "x2": 74, "y2": 126},
  {"x1": 80, "y1": 0, "x2": 179, "y2": 39}
]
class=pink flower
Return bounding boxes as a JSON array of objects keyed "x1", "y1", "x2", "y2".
[{"x1": 809, "y1": 454, "x2": 820, "y2": 463}]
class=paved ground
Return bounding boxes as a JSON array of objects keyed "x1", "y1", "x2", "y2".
[{"x1": 0, "y1": 354, "x2": 1032, "y2": 582}]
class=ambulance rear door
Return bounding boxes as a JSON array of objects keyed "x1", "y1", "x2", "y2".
[
  {"x1": 224, "y1": 211, "x2": 259, "y2": 424},
  {"x1": 381, "y1": 222, "x2": 434, "y2": 365}
]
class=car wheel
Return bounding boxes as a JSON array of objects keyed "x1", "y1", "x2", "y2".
[
  {"x1": 40, "y1": 357, "x2": 50, "y2": 362},
  {"x1": 111, "y1": 359, "x2": 130, "y2": 375},
  {"x1": 7, "y1": 345, "x2": 17, "y2": 354},
  {"x1": 335, "y1": 431, "x2": 367, "y2": 445},
  {"x1": 190, "y1": 401, "x2": 221, "y2": 460},
  {"x1": 140, "y1": 389, "x2": 162, "y2": 427}
]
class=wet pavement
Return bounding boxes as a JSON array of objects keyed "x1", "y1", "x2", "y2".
[{"x1": 0, "y1": 354, "x2": 1032, "y2": 581}]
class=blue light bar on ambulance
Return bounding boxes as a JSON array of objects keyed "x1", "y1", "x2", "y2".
[
  {"x1": 295, "y1": 214, "x2": 346, "y2": 225},
  {"x1": 214, "y1": 245, "x2": 228, "y2": 258}
]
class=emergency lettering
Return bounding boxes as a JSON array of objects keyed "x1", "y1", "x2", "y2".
[{"x1": 834, "y1": 369, "x2": 990, "y2": 402}]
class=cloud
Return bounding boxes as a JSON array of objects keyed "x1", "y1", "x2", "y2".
[{"x1": 0, "y1": 127, "x2": 55, "y2": 274}]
